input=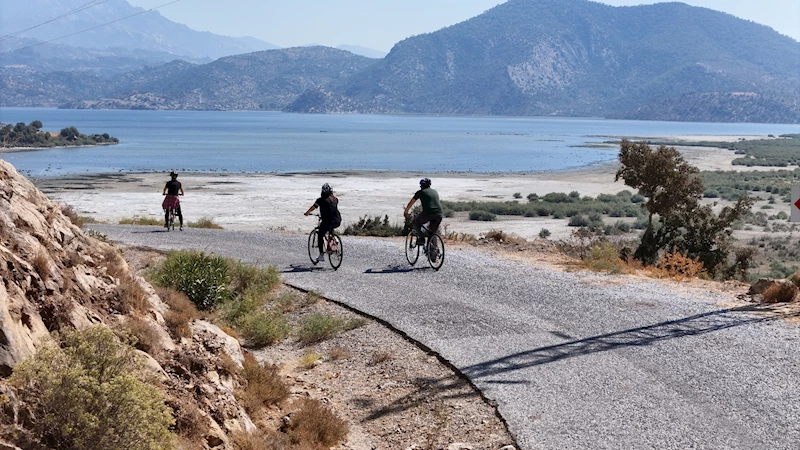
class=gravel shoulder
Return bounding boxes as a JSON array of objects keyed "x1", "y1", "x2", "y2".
[{"x1": 94, "y1": 225, "x2": 800, "y2": 449}]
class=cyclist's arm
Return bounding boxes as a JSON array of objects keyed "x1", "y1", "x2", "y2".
[
  {"x1": 403, "y1": 197, "x2": 417, "y2": 217},
  {"x1": 304, "y1": 204, "x2": 318, "y2": 216},
  {"x1": 179, "y1": 187, "x2": 185, "y2": 196},
  {"x1": 162, "y1": 186, "x2": 167, "y2": 195}
]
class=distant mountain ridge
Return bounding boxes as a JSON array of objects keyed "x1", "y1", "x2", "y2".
[
  {"x1": 2, "y1": 0, "x2": 799, "y2": 123},
  {"x1": 1, "y1": 0, "x2": 277, "y2": 60},
  {"x1": 286, "y1": 0, "x2": 800, "y2": 123}
]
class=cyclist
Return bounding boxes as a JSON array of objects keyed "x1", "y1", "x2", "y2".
[
  {"x1": 304, "y1": 183, "x2": 341, "y2": 262},
  {"x1": 162, "y1": 171, "x2": 184, "y2": 230},
  {"x1": 403, "y1": 177, "x2": 443, "y2": 251}
]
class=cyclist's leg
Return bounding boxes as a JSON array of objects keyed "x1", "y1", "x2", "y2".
[
  {"x1": 163, "y1": 208, "x2": 169, "y2": 227},
  {"x1": 428, "y1": 215, "x2": 443, "y2": 235},
  {"x1": 318, "y1": 222, "x2": 332, "y2": 256},
  {"x1": 413, "y1": 213, "x2": 429, "y2": 246},
  {"x1": 176, "y1": 205, "x2": 183, "y2": 227}
]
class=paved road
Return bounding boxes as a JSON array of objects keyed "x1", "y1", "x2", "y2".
[{"x1": 90, "y1": 224, "x2": 800, "y2": 449}]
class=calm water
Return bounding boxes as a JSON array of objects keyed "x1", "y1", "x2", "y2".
[{"x1": 2, "y1": 108, "x2": 799, "y2": 177}]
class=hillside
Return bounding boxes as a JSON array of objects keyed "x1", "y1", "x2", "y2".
[
  {"x1": 285, "y1": 0, "x2": 800, "y2": 123},
  {"x1": 64, "y1": 47, "x2": 379, "y2": 111},
  {"x1": 0, "y1": 0, "x2": 277, "y2": 60}
]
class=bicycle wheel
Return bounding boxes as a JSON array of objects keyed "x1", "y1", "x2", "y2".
[
  {"x1": 308, "y1": 228, "x2": 319, "y2": 265},
  {"x1": 405, "y1": 232, "x2": 420, "y2": 265},
  {"x1": 168, "y1": 209, "x2": 175, "y2": 231},
  {"x1": 427, "y1": 233, "x2": 445, "y2": 270},
  {"x1": 327, "y1": 234, "x2": 343, "y2": 270}
]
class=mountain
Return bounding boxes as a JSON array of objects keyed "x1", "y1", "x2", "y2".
[
  {"x1": 55, "y1": 47, "x2": 378, "y2": 110},
  {"x1": 285, "y1": 0, "x2": 800, "y2": 123},
  {"x1": 336, "y1": 45, "x2": 387, "y2": 59},
  {"x1": 1, "y1": 0, "x2": 277, "y2": 60}
]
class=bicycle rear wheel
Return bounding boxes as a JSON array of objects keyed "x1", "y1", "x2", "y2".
[
  {"x1": 168, "y1": 209, "x2": 176, "y2": 231},
  {"x1": 327, "y1": 234, "x2": 343, "y2": 270},
  {"x1": 427, "y1": 233, "x2": 444, "y2": 270},
  {"x1": 308, "y1": 228, "x2": 319, "y2": 265},
  {"x1": 405, "y1": 232, "x2": 420, "y2": 265}
]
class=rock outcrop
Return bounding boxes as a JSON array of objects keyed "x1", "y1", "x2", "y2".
[{"x1": 0, "y1": 159, "x2": 253, "y2": 448}]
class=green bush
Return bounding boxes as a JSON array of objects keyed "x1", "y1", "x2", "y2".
[
  {"x1": 343, "y1": 215, "x2": 406, "y2": 236},
  {"x1": 240, "y1": 311, "x2": 291, "y2": 347},
  {"x1": 298, "y1": 314, "x2": 345, "y2": 345},
  {"x1": 469, "y1": 210, "x2": 496, "y2": 221},
  {"x1": 188, "y1": 217, "x2": 223, "y2": 229},
  {"x1": 539, "y1": 229, "x2": 551, "y2": 239},
  {"x1": 152, "y1": 251, "x2": 229, "y2": 309},
  {"x1": 569, "y1": 215, "x2": 589, "y2": 227},
  {"x1": 10, "y1": 326, "x2": 174, "y2": 450}
]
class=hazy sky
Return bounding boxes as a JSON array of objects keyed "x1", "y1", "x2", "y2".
[{"x1": 128, "y1": 0, "x2": 800, "y2": 51}]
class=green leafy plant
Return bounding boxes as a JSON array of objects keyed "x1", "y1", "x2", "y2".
[
  {"x1": 152, "y1": 250, "x2": 229, "y2": 309},
  {"x1": 9, "y1": 326, "x2": 174, "y2": 450},
  {"x1": 298, "y1": 313, "x2": 344, "y2": 345}
]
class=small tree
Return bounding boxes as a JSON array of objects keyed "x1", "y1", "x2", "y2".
[{"x1": 615, "y1": 140, "x2": 752, "y2": 275}]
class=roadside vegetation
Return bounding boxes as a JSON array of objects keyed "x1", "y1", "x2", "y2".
[
  {"x1": 1, "y1": 121, "x2": 118, "y2": 148},
  {"x1": 652, "y1": 134, "x2": 800, "y2": 167}
]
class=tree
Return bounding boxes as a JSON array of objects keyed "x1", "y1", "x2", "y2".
[
  {"x1": 615, "y1": 140, "x2": 752, "y2": 274},
  {"x1": 29, "y1": 120, "x2": 43, "y2": 130}
]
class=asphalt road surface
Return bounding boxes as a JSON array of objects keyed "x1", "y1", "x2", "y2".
[{"x1": 89, "y1": 224, "x2": 800, "y2": 449}]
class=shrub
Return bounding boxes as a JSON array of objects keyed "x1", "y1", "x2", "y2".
[
  {"x1": 513, "y1": 192, "x2": 522, "y2": 199},
  {"x1": 527, "y1": 193, "x2": 539, "y2": 202},
  {"x1": 240, "y1": 311, "x2": 290, "y2": 347},
  {"x1": 299, "y1": 351, "x2": 322, "y2": 369},
  {"x1": 188, "y1": 217, "x2": 223, "y2": 229},
  {"x1": 9, "y1": 326, "x2": 174, "y2": 450},
  {"x1": 584, "y1": 241, "x2": 625, "y2": 273},
  {"x1": 468, "y1": 210, "x2": 496, "y2": 221},
  {"x1": 286, "y1": 398, "x2": 348, "y2": 447},
  {"x1": 568, "y1": 215, "x2": 589, "y2": 227},
  {"x1": 121, "y1": 318, "x2": 163, "y2": 357},
  {"x1": 763, "y1": 283, "x2": 798, "y2": 303},
  {"x1": 328, "y1": 346, "x2": 351, "y2": 361},
  {"x1": 115, "y1": 274, "x2": 149, "y2": 313},
  {"x1": 298, "y1": 314, "x2": 344, "y2": 345},
  {"x1": 237, "y1": 352, "x2": 289, "y2": 415},
  {"x1": 159, "y1": 288, "x2": 199, "y2": 338},
  {"x1": 153, "y1": 251, "x2": 229, "y2": 309},
  {"x1": 343, "y1": 215, "x2": 405, "y2": 236},
  {"x1": 538, "y1": 229, "x2": 551, "y2": 239},
  {"x1": 232, "y1": 429, "x2": 289, "y2": 450},
  {"x1": 60, "y1": 204, "x2": 92, "y2": 228},
  {"x1": 227, "y1": 261, "x2": 280, "y2": 298},
  {"x1": 654, "y1": 250, "x2": 707, "y2": 280},
  {"x1": 119, "y1": 217, "x2": 162, "y2": 226},
  {"x1": 32, "y1": 250, "x2": 51, "y2": 282}
]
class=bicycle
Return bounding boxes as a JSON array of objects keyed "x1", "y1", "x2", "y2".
[
  {"x1": 405, "y1": 223, "x2": 445, "y2": 270},
  {"x1": 165, "y1": 206, "x2": 178, "y2": 231},
  {"x1": 307, "y1": 215, "x2": 343, "y2": 270}
]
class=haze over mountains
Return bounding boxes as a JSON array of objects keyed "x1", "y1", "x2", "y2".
[{"x1": 2, "y1": 0, "x2": 799, "y2": 123}]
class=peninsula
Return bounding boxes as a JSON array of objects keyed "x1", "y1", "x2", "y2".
[{"x1": 0, "y1": 121, "x2": 119, "y2": 150}]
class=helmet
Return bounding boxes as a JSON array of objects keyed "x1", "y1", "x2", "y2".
[
  {"x1": 419, "y1": 177, "x2": 431, "y2": 188},
  {"x1": 321, "y1": 183, "x2": 333, "y2": 194},
  {"x1": 169, "y1": 171, "x2": 178, "y2": 178}
]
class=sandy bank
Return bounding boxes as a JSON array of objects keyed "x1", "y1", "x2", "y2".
[{"x1": 29, "y1": 138, "x2": 767, "y2": 241}]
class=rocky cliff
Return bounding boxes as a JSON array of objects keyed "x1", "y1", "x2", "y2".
[{"x1": 0, "y1": 159, "x2": 254, "y2": 449}]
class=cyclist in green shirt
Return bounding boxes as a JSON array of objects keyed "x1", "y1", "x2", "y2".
[{"x1": 403, "y1": 178, "x2": 443, "y2": 250}]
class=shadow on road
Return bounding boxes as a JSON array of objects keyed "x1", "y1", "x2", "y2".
[
  {"x1": 363, "y1": 375, "x2": 482, "y2": 422},
  {"x1": 463, "y1": 305, "x2": 776, "y2": 379},
  {"x1": 282, "y1": 264, "x2": 327, "y2": 273},
  {"x1": 364, "y1": 265, "x2": 429, "y2": 274}
]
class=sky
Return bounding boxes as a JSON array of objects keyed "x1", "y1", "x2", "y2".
[{"x1": 128, "y1": 0, "x2": 800, "y2": 52}]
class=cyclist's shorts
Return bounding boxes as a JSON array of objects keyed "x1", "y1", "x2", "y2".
[{"x1": 162, "y1": 195, "x2": 181, "y2": 210}]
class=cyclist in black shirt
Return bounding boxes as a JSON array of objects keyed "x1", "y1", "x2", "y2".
[
  {"x1": 162, "y1": 171, "x2": 184, "y2": 230},
  {"x1": 304, "y1": 183, "x2": 341, "y2": 262}
]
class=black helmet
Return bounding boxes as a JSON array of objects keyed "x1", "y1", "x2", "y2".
[
  {"x1": 321, "y1": 183, "x2": 333, "y2": 194},
  {"x1": 419, "y1": 177, "x2": 431, "y2": 188}
]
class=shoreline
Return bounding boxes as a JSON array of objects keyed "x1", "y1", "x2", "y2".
[{"x1": 29, "y1": 137, "x2": 777, "y2": 241}]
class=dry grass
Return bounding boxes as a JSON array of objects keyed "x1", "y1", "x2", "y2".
[
  {"x1": 273, "y1": 291, "x2": 298, "y2": 313},
  {"x1": 218, "y1": 325, "x2": 240, "y2": 340},
  {"x1": 763, "y1": 283, "x2": 799, "y2": 303},
  {"x1": 286, "y1": 398, "x2": 348, "y2": 447},
  {"x1": 652, "y1": 250, "x2": 707, "y2": 281},
  {"x1": 115, "y1": 274, "x2": 149, "y2": 313},
  {"x1": 100, "y1": 245, "x2": 127, "y2": 279},
  {"x1": 298, "y1": 351, "x2": 322, "y2": 369},
  {"x1": 169, "y1": 399, "x2": 209, "y2": 442},
  {"x1": 327, "y1": 346, "x2": 351, "y2": 361},
  {"x1": 217, "y1": 352, "x2": 239, "y2": 377},
  {"x1": 231, "y1": 429, "x2": 289, "y2": 450},
  {"x1": 582, "y1": 241, "x2": 628, "y2": 274},
  {"x1": 118, "y1": 216, "x2": 162, "y2": 226},
  {"x1": 790, "y1": 270, "x2": 800, "y2": 288},
  {"x1": 121, "y1": 317, "x2": 163, "y2": 357},
  {"x1": 188, "y1": 217, "x2": 223, "y2": 229},
  {"x1": 32, "y1": 250, "x2": 51, "y2": 282},
  {"x1": 159, "y1": 288, "x2": 199, "y2": 338},
  {"x1": 237, "y1": 352, "x2": 289, "y2": 415},
  {"x1": 297, "y1": 314, "x2": 345, "y2": 345},
  {"x1": 60, "y1": 204, "x2": 93, "y2": 228},
  {"x1": 481, "y1": 229, "x2": 526, "y2": 245},
  {"x1": 369, "y1": 351, "x2": 393, "y2": 365},
  {"x1": 304, "y1": 290, "x2": 323, "y2": 306}
]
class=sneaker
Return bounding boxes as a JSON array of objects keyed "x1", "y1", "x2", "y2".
[
  {"x1": 317, "y1": 254, "x2": 325, "y2": 262},
  {"x1": 179, "y1": 226, "x2": 183, "y2": 231}
]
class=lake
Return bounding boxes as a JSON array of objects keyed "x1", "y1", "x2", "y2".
[{"x1": 1, "y1": 108, "x2": 799, "y2": 177}]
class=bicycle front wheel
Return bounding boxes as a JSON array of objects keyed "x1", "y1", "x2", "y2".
[
  {"x1": 427, "y1": 233, "x2": 444, "y2": 270},
  {"x1": 405, "y1": 232, "x2": 420, "y2": 265},
  {"x1": 168, "y1": 209, "x2": 176, "y2": 231},
  {"x1": 328, "y1": 234, "x2": 343, "y2": 270},
  {"x1": 308, "y1": 228, "x2": 319, "y2": 265}
]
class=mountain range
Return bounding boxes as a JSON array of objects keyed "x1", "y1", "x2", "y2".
[{"x1": 2, "y1": 0, "x2": 799, "y2": 123}]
